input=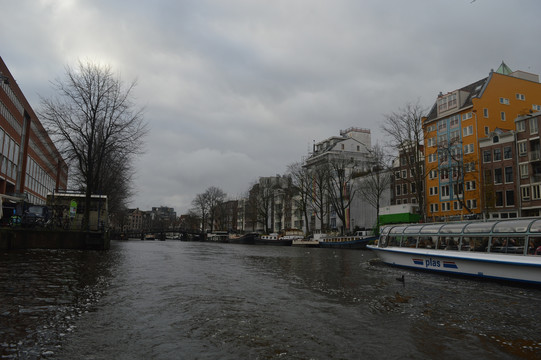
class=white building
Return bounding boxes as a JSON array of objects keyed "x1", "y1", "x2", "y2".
[{"x1": 304, "y1": 127, "x2": 384, "y2": 233}]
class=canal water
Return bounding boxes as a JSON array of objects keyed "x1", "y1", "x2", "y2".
[{"x1": 1, "y1": 240, "x2": 540, "y2": 359}]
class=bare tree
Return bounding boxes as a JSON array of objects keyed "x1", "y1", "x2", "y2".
[
  {"x1": 39, "y1": 60, "x2": 147, "y2": 229},
  {"x1": 326, "y1": 156, "x2": 359, "y2": 235},
  {"x1": 191, "y1": 192, "x2": 209, "y2": 232},
  {"x1": 358, "y1": 144, "x2": 392, "y2": 232},
  {"x1": 287, "y1": 161, "x2": 311, "y2": 234},
  {"x1": 254, "y1": 178, "x2": 275, "y2": 233},
  {"x1": 205, "y1": 186, "x2": 227, "y2": 232},
  {"x1": 382, "y1": 101, "x2": 427, "y2": 221},
  {"x1": 307, "y1": 163, "x2": 332, "y2": 233}
]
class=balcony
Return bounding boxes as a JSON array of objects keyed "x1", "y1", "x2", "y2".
[{"x1": 530, "y1": 150, "x2": 541, "y2": 162}]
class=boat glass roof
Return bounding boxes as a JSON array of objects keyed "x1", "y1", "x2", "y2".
[
  {"x1": 403, "y1": 225, "x2": 424, "y2": 234},
  {"x1": 492, "y1": 219, "x2": 532, "y2": 233},
  {"x1": 420, "y1": 224, "x2": 445, "y2": 234},
  {"x1": 439, "y1": 223, "x2": 467, "y2": 234},
  {"x1": 389, "y1": 226, "x2": 408, "y2": 234},
  {"x1": 463, "y1": 222, "x2": 495, "y2": 233},
  {"x1": 528, "y1": 219, "x2": 541, "y2": 233}
]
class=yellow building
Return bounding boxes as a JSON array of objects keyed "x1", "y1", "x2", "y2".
[{"x1": 423, "y1": 62, "x2": 541, "y2": 221}]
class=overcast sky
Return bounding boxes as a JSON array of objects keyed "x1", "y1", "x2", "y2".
[{"x1": 2, "y1": 0, "x2": 541, "y2": 214}]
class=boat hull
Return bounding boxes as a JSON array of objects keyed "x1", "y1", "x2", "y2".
[
  {"x1": 319, "y1": 236, "x2": 375, "y2": 249},
  {"x1": 368, "y1": 245, "x2": 541, "y2": 285},
  {"x1": 229, "y1": 233, "x2": 257, "y2": 245},
  {"x1": 254, "y1": 238, "x2": 292, "y2": 246}
]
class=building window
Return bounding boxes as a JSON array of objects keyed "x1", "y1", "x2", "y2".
[
  {"x1": 450, "y1": 116, "x2": 460, "y2": 128},
  {"x1": 441, "y1": 185, "x2": 450, "y2": 197},
  {"x1": 493, "y1": 148, "x2": 502, "y2": 161},
  {"x1": 485, "y1": 126, "x2": 490, "y2": 135},
  {"x1": 402, "y1": 183, "x2": 408, "y2": 195},
  {"x1": 466, "y1": 181, "x2": 476, "y2": 191},
  {"x1": 516, "y1": 93, "x2": 525, "y2": 101},
  {"x1": 494, "y1": 168, "x2": 503, "y2": 184},
  {"x1": 530, "y1": 117, "x2": 538, "y2": 134},
  {"x1": 533, "y1": 184, "x2": 541, "y2": 200},
  {"x1": 499, "y1": 97, "x2": 509, "y2": 105},
  {"x1": 504, "y1": 166, "x2": 513, "y2": 183},
  {"x1": 467, "y1": 199, "x2": 477, "y2": 209},
  {"x1": 503, "y1": 146, "x2": 512, "y2": 159},
  {"x1": 521, "y1": 186, "x2": 530, "y2": 200},
  {"x1": 518, "y1": 142, "x2": 527, "y2": 156},
  {"x1": 483, "y1": 150, "x2": 492, "y2": 163},
  {"x1": 427, "y1": 137, "x2": 436, "y2": 147},
  {"x1": 501, "y1": 112, "x2": 506, "y2": 121},
  {"x1": 516, "y1": 120, "x2": 526, "y2": 132},
  {"x1": 520, "y1": 163, "x2": 529, "y2": 178},
  {"x1": 495, "y1": 191, "x2": 504, "y2": 207},
  {"x1": 506, "y1": 190, "x2": 515, "y2": 206},
  {"x1": 438, "y1": 120, "x2": 447, "y2": 131},
  {"x1": 463, "y1": 125, "x2": 473, "y2": 137},
  {"x1": 428, "y1": 153, "x2": 437, "y2": 163},
  {"x1": 396, "y1": 185, "x2": 401, "y2": 196},
  {"x1": 464, "y1": 143, "x2": 474, "y2": 154},
  {"x1": 461, "y1": 112, "x2": 472, "y2": 121},
  {"x1": 483, "y1": 108, "x2": 489, "y2": 118},
  {"x1": 426, "y1": 125, "x2": 436, "y2": 132},
  {"x1": 533, "y1": 104, "x2": 541, "y2": 112}
]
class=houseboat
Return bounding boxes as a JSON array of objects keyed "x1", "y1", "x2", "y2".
[
  {"x1": 367, "y1": 218, "x2": 541, "y2": 285},
  {"x1": 319, "y1": 230, "x2": 376, "y2": 249}
]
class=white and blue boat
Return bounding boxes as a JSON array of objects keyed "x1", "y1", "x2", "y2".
[{"x1": 368, "y1": 218, "x2": 541, "y2": 285}]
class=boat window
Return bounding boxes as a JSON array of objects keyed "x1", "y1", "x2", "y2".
[
  {"x1": 463, "y1": 222, "x2": 495, "y2": 234},
  {"x1": 492, "y1": 219, "x2": 532, "y2": 233},
  {"x1": 490, "y1": 237, "x2": 525, "y2": 254},
  {"x1": 388, "y1": 235, "x2": 402, "y2": 247},
  {"x1": 404, "y1": 225, "x2": 424, "y2": 234},
  {"x1": 461, "y1": 236, "x2": 489, "y2": 252},
  {"x1": 527, "y1": 236, "x2": 541, "y2": 255},
  {"x1": 528, "y1": 220, "x2": 541, "y2": 233},
  {"x1": 437, "y1": 236, "x2": 460, "y2": 250},
  {"x1": 418, "y1": 236, "x2": 436, "y2": 249},
  {"x1": 440, "y1": 223, "x2": 467, "y2": 234},
  {"x1": 379, "y1": 235, "x2": 388, "y2": 247},
  {"x1": 401, "y1": 236, "x2": 418, "y2": 248},
  {"x1": 389, "y1": 226, "x2": 407, "y2": 234},
  {"x1": 380, "y1": 226, "x2": 392, "y2": 235},
  {"x1": 419, "y1": 224, "x2": 445, "y2": 234}
]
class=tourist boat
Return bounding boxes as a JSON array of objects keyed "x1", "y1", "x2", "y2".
[
  {"x1": 319, "y1": 230, "x2": 376, "y2": 249},
  {"x1": 254, "y1": 233, "x2": 293, "y2": 246},
  {"x1": 367, "y1": 218, "x2": 541, "y2": 285}
]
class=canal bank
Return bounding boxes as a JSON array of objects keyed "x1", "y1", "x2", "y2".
[{"x1": 0, "y1": 228, "x2": 110, "y2": 250}]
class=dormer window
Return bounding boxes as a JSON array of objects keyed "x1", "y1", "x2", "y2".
[{"x1": 438, "y1": 93, "x2": 457, "y2": 112}]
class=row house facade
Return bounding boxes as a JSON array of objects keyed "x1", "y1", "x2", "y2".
[
  {"x1": 516, "y1": 112, "x2": 541, "y2": 217},
  {"x1": 391, "y1": 144, "x2": 424, "y2": 207},
  {"x1": 423, "y1": 62, "x2": 541, "y2": 221},
  {"x1": 0, "y1": 57, "x2": 68, "y2": 214}
]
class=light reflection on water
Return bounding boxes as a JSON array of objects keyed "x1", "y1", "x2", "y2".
[{"x1": 1, "y1": 241, "x2": 540, "y2": 359}]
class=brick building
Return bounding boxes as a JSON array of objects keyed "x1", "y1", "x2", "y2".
[
  {"x1": 0, "y1": 57, "x2": 67, "y2": 211},
  {"x1": 423, "y1": 62, "x2": 541, "y2": 221}
]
